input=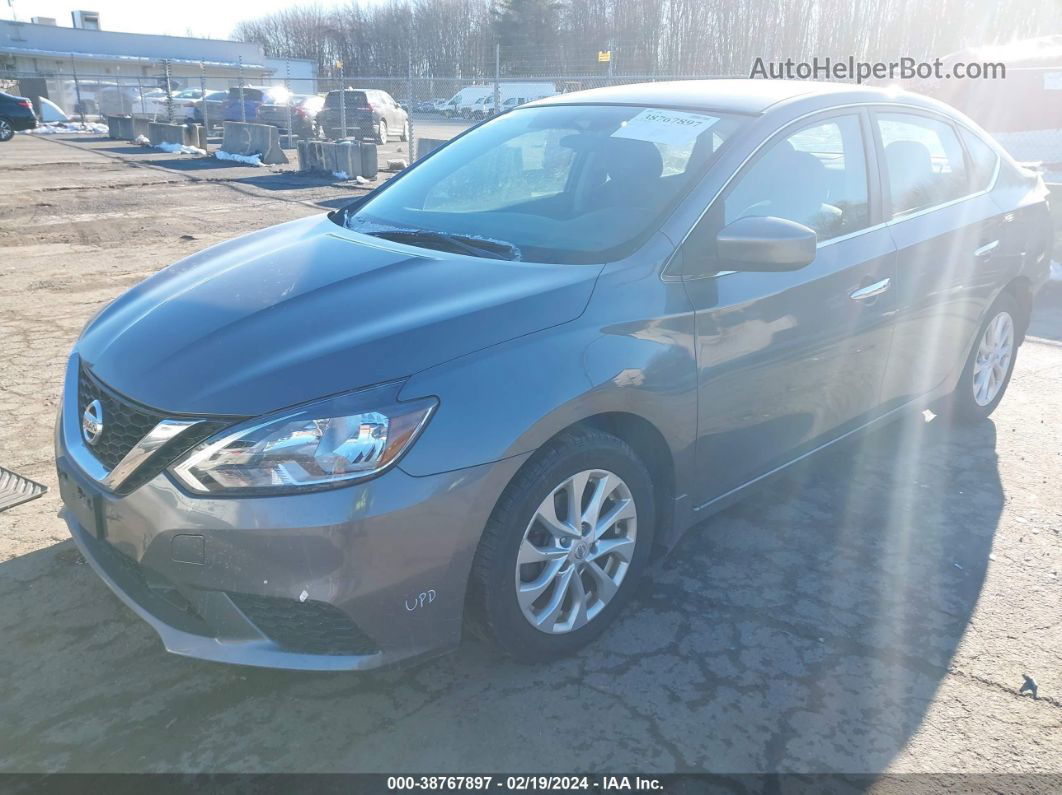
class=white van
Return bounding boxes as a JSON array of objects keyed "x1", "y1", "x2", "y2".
[
  {"x1": 446, "y1": 83, "x2": 556, "y2": 119},
  {"x1": 444, "y1": 86, "x2": 492, "y2": 118}
]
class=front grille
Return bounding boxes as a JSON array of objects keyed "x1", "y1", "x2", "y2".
[
  {"x1": 78, "y1": 364, "x2": 168, "y2": 470},
  {"x1": 76, "y1": 362, "x2": 231, "y2": 493},
  {"x1": 228, "y1": 592, "x2": 378, "y2": 656}
]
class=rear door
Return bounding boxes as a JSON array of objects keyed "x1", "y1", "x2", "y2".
[
  {"x1": 872, "y1": 110, "x2": 1011, "y2": 409},
  {"x1": 680, "y1": 110, "x2": 898, "y2": 505}
]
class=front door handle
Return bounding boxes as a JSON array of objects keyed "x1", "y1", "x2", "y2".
[
  {"x1": 974, "y1": 240, "x2": 999, "y2": 258},
  {"x1": 850, "y1": 277, "x2": 891, "y2": 301}
]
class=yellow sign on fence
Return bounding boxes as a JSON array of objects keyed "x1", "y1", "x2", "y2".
[{"x1": 597, "y1": 51, "x2": 611, "y2": 63}]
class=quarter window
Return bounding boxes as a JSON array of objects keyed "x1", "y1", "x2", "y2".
[
  {"x1": 724, "y1": 115, "x2": 870, "y2": 242},
  {"x1": 878, "y1": 113, "x2": 969, "y2": 217},
  {"x1": 959, "y1": 127, "x2": 999, "y2": 192}
]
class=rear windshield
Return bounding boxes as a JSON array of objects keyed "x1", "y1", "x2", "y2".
[
  {"x1": 228, "y1": 88, "x2": 264, "y2": 102},
  {"x1": 325, "y1": 91, "x2": 369, "y2": 109},
  {"x1": 336, "y1": 104, "x2": 748, "y2": 264}
]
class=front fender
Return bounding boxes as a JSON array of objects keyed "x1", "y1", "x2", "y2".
[{"x1": 396, "y1": 254, "x2": 699, "y2": 503}]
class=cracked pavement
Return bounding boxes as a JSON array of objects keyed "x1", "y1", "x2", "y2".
[{"x1": 1, "y1": 134, "x2": 1060, "y2": 774}]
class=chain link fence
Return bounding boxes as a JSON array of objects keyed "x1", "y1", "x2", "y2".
[{"x1": 4, "y1": 61, "x2": 1061, "y2": 180}]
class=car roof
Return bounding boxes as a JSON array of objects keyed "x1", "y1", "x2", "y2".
[{"x1": 532, "y1": 78, "x2": 937, "y2": 116}]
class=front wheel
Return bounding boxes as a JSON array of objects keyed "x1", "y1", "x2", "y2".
[
  {"x1": 938, "y1": 292, "x2": 1021, "y2": 422},
  {"x1": 467, "y1": 428, "x2": 655, "y2": 662}
]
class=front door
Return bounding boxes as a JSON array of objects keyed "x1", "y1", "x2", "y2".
[{"x1": 679, "y1": 111, "x2": 898, "y2": 507}]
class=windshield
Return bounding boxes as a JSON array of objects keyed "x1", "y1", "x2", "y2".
[{"x1": 337, "y1": 104, "x2": 747, "y2": 264}]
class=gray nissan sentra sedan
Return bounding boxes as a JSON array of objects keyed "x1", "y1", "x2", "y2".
[{"x1": 56, "y1": 80, "x2": 1052, "y2": 670}]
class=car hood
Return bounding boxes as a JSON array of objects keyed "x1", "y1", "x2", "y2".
[{"x1": 77, "y1": 214, "x2": 601, "y2": 416}]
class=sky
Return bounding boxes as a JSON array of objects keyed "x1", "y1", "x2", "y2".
[{"x1": 2, "y1": 0, "x2": 346, "y2": 39}]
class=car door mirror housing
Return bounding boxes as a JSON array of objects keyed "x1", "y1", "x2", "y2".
[{"x1": 715, "y1": 216, "x2": 817, "y2": 272}]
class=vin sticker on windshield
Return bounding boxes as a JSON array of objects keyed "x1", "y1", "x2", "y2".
[{"x1": 611, "y1": 109, "x2": 719, "y2": 146}]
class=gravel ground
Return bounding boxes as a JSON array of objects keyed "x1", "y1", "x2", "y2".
[{"x1": 0, "y1": 133, "x2": 1060, "y2": 776}]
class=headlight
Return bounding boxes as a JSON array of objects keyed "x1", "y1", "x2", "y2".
[{"x1": 169, "y1": 383, "x2": 436, "y2": 495}]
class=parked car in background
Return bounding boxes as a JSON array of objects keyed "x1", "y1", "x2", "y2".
[
  {"x1": 292, "y1": 95, "x2": 326, "y2": 139},
  {"x1": 254, "y1": 94, "x2": 326, "y2": 139},
  {"x1": 469, "y1": 95, "x2": 495, "y2": 120},
  {"x1": 414, "y1": 98, "x2": 448, "y2": 113},
  {"x1": 223, "y1": 86, "x2": 290, "y2": 123},
  {"x1": 96, "y1": 85, "x2": 143, "y2": 117},
  {"x1": 191, "y1": 91, "x2": 228, "y2": 127},
  {"x1": 318, "y1": 88, "x2": 409, "y2": 143},
  {"x1": 0, "y1": 91, "x2": 37, "y2": 141},
  {"x1": 256, "y1": 93, "x2": 307, "y2": 132}
]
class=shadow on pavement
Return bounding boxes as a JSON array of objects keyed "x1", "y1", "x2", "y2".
[
  {"x1": 1028, "y1": 281, "x2": 1062, "y2": 342},
  {"x1": 0, "y1": 414, "x2": 1001, "y2": 773}
]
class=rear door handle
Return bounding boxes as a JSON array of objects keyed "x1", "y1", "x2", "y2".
[
  {"x1": 850, "y1": 277, "x2": 891, "y2": 301},
  {"x1": 974, "y1": 240, "x2": 999, "y2": 258}
]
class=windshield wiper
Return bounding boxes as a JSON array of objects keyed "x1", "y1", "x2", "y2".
[{"x1": 366, "y1": 229, "x2": 519, "y2": 261}]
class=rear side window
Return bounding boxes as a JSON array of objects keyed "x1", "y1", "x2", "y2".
[
  {"x1": 960, "y1": 127, "x2": 999, "y2": 192},
  {"x1": 878, "y1": 113, "x2": 969, "y2": 217},
  {"x1": 325, "y1": 91, "x2": 369, "y2": 109},
  {"x1": 724, "y1": 115, "x2": 870, "y2": 241}
]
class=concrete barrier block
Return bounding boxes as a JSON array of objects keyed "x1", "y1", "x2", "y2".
[
  {"x1": 148, "y1": 122, "x2": 199, "y2": 149},
  {"x1": 318, "y1": 141, "x2": 337, "y2": 174},
  {"x1": 131, "y1": 117, "x2": 151, "y2": 141},
  {"x1": 105, "y1": 115, "x2": 124, "y2": 139},
  {"x1": 416, "y1": 137, "x2": 447, "y2": 159},
  {"x1": 194, "y1": 125, "x2": 208, "y2": 152},
  {"x1": 221, "y1": 122, "x2": 289, "y2": 165},
  {"x1": 336, "y1": 141, "x2": 360, "y2": 178},
  {"x1": 360, "y1": 142, "x2": 378, "y2": 179}
]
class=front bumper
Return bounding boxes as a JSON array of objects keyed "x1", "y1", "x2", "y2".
[{"x1": 56, "y1": 386, "x2": 528, "y2": 671}]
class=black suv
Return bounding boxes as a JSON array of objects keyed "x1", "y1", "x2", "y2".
[
  {"x1": 317, "y1": 89, "x2": 409, "y2": 144},
  {"x1": 0, "y1": 91, "x2": 38, "y2": 141}
]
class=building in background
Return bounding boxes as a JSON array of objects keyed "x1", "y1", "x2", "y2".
[
  {"x1": 0, "y1": 15, "x2": 316, "y2": 115},
  {"x1": 917, "y1": 35, "x2": 1062, "y2": 177}
]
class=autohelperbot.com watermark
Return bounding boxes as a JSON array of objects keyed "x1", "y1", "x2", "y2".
[{"x1": 750, "y1": 56, "x2": 1006, "y2": 83}]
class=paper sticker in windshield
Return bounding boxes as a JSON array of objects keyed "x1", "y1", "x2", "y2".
[{"x1": 611, "y1": 109, "x2": 719, "y2": 147}]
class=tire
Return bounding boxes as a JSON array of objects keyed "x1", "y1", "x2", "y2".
[
  {"x1": 938, "y1": 291, "x2": 1021, "y2": 423},
  {"x1": 467, "y1": 428, "x2": 655, "y2": 662},
  {"x1": 0, "y1": 118, "x2": 14, "y2": 143},
  {"x1": 375, "y1": 119, "x2": 387, "y2": 145}
]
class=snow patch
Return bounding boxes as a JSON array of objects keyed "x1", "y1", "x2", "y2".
[
  {"x1": 332, "y1": 171, "x2": 349, "y2": 180},
  {"x1": 215, "y1": 150, "x2": 262, "y2": 166},
  {"x1": 154, "y1": 141, "x2": 206, "y2": 156},
  {"x1": 26, "y1": 121, "x2": 108, "y2": 135},
  {"x1": 1051, "y1": 260, "x2": 1062, "y2": 282},
  {"x1": 134, "y1": 135, "x2": 151, "y2": 145}
]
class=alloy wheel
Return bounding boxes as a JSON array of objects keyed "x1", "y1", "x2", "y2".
[
  {"x1": 0, "y1": 119, "x2": 13, "y2": 142},
  {"x1": 515, "y1": 469, "x2": 637, "y2": 634},
  {"x1": 972, "y1": 311, "x2": 1014, "y2": 406}
]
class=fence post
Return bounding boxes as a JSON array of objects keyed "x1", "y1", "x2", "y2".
[
  {"x1": 339, "y1": 79, "x2": 347, "y2": 140},
  {"x1": 493, "y1": 43, "x2": 501, "y2": 119},
  {"x1": 238, "y1": 55, "x2": 246, "y2": 123},
  {"x1": 407, "y1": 50, "x2": 416, "y2": 160},
  {"x1": 70, "y1": 56, "x2": 85, "y2": 125},
  {"x1": 285, "y1": 59, "x2": 294, "y2": 149},
  {"x1": 199, "y1": 61, "x2": 208, "y2": 148},
  {"x1": 164, "y1": 59, "x2": 174, "y2": 124}
]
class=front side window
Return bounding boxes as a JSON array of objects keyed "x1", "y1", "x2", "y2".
[
  {"x1": 878, "y1": 112, "x2": 969, "y2": 217},
  {"x1": 724, "y1": 115, "x2": 870, "y2": 241},
  {"x1": 337, "y1": 105, "x2": 749, "y2": 264}
]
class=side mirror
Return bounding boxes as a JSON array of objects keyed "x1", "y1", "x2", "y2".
[{"x1": 715, "y1": 216, "x2": 817, "y2": 272}]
